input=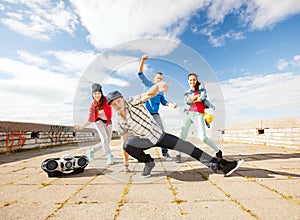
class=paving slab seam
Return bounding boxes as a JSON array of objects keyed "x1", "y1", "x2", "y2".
[
  {"x1": 45, "y1": 175, "x2": 97, "y2": 219},
  {"x1": 155, "y1": 148, "x2": 188, "y2": 219},
  {"x1": 185, "y1": 163, "x2": 260, "y2": 220},
  {"x1": 0, "y1": 167, "x2": 47, "y2": 188},
  {"x1": 243, "y1": 176, "x2": 300, "y2": 205},
  {"x1": 113, "y1": 163, "x2": 138, "y2": 220},
  {"x1": 40, "y1": 178, "x2": 60, "y2": 188},
  {"x1": 0, "y1": 173, "x2": 59, "y2": 208},
  {"x1": 4, "y1": 166, "x2": 27, "y2": 174},
  {"x1": 229, "y1": 155, "x2": 300, "y2": 204},
  {"x1": 113, "y1": 173, "x2": 134, "y2": 219},
  {"x1": 0, "y1": 175, "x2": 29, "y2": 187}
]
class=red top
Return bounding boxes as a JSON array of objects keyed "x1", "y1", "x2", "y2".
[
  {"x1": 88, "y1": 96, "x2": 112, "y2": 126},
  {"x1": 189, "y1": 91, "x2": 205, "y2": 113}
]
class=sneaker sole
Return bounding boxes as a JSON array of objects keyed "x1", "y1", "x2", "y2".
[
  {"x1": 141, "y1": 174, "x2": 151, "y2": 178},
  {"x1": 225, "y1": 159, "x2": 244, "y2": 176},
  {"x1": 164, "y1": 157, "x2": 173, "y2": 161},
  {"x1": 141, "y1": 163, "x2": 155, "y2": 178}
]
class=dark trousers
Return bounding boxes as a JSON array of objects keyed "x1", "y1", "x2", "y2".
[
  {"x1": 150, "y1": 113, "x2": 168, "y2": 155},
  {"x1": 124, "y1": 132, "x2": 218, "y2": 171}
]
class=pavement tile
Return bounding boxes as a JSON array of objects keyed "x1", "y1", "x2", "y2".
[
  {"x1": 126, "y1": 183, "x2": 174, "y2": 203},
  {"x1": 117, "y1": 203, "x2": 182, "y2": 220},
  {"x1": 0, "y1": 201, "x2": 59, "y2": 220},
  {"x1": 49, "y1": 203, "x2": 119, "y2": 220},
  {"x1": 68, "y1": 184, "x2": 125, "y2": 204},
  {"x1": 181, "y1": 201, "x2": 254, "y2": 220},
  {"x1": 238, "y1": 198, "x2": 300, "y2": 219},
  {"x1": 18, "y1": 184, "x2": 80, "y2": 203},
  {"x1": 0, "y1": 142, "x2": 299, "y2": 219},
  {"x1": 213, "y1": 179, "x2": 282, "y2": 199},
  {"x1": 0, "y1": 173, "x2": 30, "y2": 185},
  {"x1": 0, "y1": 185, "x2": 40, "y2": 204},
  {"x1": 172, "y1": 181, "x2": 227, "y2": 201}
]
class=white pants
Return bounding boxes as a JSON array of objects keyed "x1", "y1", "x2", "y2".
[{"x1": 94, "y1": 120, "x2": 112, "y2": 156}]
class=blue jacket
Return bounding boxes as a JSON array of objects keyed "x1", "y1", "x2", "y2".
[
  {"x1": 183, "y1": 83, "x2": 215, "y2": 113},
  {"x1": 138, "y1": 72, "x2": 168, "y2": 114}
]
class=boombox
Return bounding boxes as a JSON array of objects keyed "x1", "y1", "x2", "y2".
[{"x1": 41, "y1": 154, "x2": 89, "y2": 177}]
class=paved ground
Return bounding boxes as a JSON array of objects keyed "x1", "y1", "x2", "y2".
[{"x1": 0, "y1": 140, "x2": 300, "y2": 220}]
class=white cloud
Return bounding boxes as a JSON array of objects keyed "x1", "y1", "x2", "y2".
[
  {"x1": 207, "y1": 0, "x2": 300, "y2": 30},
  {"x1": 245, "y1": 0, "x2": 300, "y2": 30},
  {"x1": 207, "y1": 30, "x2": 245, "y2": 47},
  {"x1": 0, "y1": 57, "x2": 78, "y2": 125},
  {"x1": 221, "y1": 72, "x2": 300, "y2": 123},
  {"x1": 277, "y1": 54, "x2": 300, "y2": 71},
  {"x1": 2, "y1": 0, "x2": 299, "y2": 49},
  {"x1": 17, "y1": 50, "x2": 49, "y2": 67},
  {"x1": 47, "y1": 50, "x2": 97, "y2": 75},
  {"x1": 206, "y1": 0, "x2": 243, "y2": 25},
  {"x1": 70, "y1": 0, "x2": 205, "y2": 51},
  {"x1": 0, "y1": 4, "x2": 5, "y2": 11},
  {"x1": 293, "y1": 55, "x2": 300, "y2": 66},
  {"x1": 193, "y1": 0, "x2": 300, "y2": 47},
  {"x1": 112, "y1": 38, "x2": 181, "y2": 57},
  {"x1": 1, "y1": 0, "x2": 78, "y2": 40},
  {"x1": 277, "y1": 59, "x2": 289, "y2": 71}
]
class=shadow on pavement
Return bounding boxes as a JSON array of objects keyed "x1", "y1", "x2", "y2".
[
  {"x1": 236, "y1": 167, "x2": 300, "y2": 179},
  {"x1": 0, "y1": 142, "x2": 97, "y2": 165},
  {"x1": 226, "y1": 152, "x2": 300, "y2": 161},
  {"x1": 43, "y1": 168, "x2": 110, "y2": 178}
]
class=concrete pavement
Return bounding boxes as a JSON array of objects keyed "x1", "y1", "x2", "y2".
[{"x1": 0, "y1": 140, "x2": 300, "y2": 220}]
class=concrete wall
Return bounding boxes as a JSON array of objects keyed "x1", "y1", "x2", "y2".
[
  {"x1": 0, "y1": 121, "x2": 101, "y2": 154},
  {"x1": 222, "y1": 116, "x2": 300, "y2": 148}
]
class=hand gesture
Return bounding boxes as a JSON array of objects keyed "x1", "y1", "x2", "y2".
[{"x1": 142, "y1": 55, "x2": 148, "y2": 61}]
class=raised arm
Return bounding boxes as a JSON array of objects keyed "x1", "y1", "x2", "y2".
[
  {"x1": 138, "y1": 55, "x2": 148, "y2": 73},
  {"x1": 140, "y1": 81, "x2": 169, "y2": 103}
]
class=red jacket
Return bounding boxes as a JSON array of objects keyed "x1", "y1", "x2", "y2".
[{"x1": 88, "y1": 96, "x2": 112, "y2": 126}]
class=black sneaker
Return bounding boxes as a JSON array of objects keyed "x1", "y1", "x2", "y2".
[
  {"x1": 216, "y1": 150, "x2": 223, "y2": 160},
  {"x1": 141, "y1": 161, "x2": 155, "y2": 177},
  {"x1": 175, "y1": 155, "x2": 182, "y2": 163},
  {"x1": 221, "y1": 159, "x2": 244, "y2": 176}
]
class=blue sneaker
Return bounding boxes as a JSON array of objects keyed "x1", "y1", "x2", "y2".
[
  {"x1": 86, "y1": 149, "x2": 94, "y2": 161},
  {"x1": 107, "y1": 154, "x2": 114, "y2": 165}
]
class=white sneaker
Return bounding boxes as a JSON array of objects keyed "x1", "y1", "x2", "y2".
[{"x1": 163, "y1": 153, "x2": 172, "y2": 161}]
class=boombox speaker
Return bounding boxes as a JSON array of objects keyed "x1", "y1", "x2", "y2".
[{"x1": 41, "y1": 154, "x2": 89, "y2": 177}]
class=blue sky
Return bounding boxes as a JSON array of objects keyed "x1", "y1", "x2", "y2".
[{"x1": 0, "y1": 0, "x2": 300, "y2": 130}]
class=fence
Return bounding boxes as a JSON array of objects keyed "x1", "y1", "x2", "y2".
[
  {"x1": 0, "y1": 121, "x2": 100, "y2": 154},
  {"x1": 221, "y1": 116, "x2": 300, "y2": 149}
]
